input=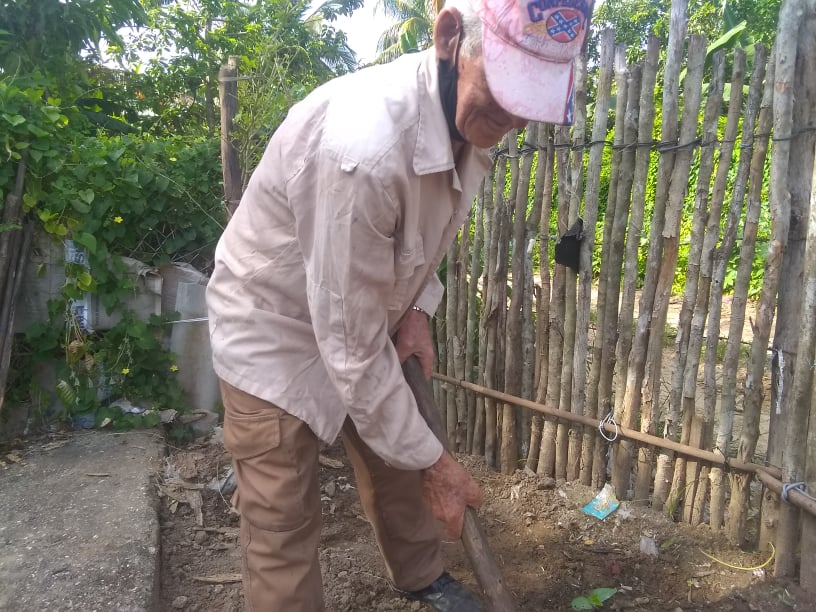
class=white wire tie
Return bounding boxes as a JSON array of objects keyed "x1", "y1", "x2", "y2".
[
  {"x1": 164, "y1": 316, "x2": 210, "y2": 324},
  {"x1": 599, "y1": 411, "x2": 619, "y2": 442}
]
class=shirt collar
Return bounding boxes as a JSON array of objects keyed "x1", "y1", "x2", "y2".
[{"x1": 413, "y1": 50, "x2": 491, "y2": 180}]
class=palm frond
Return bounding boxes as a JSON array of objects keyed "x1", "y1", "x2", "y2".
[{"x1": 374, "y1": 40, "x2": 407, "y2": 64}]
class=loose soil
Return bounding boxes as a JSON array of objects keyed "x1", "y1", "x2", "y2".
[{"x1": 157, "y1": 439, "x2": 806, "y2": 612}]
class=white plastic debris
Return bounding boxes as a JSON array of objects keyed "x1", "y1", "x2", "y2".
[{"x1": 639, "y1": 535, "x2": 659, "y2": 557}]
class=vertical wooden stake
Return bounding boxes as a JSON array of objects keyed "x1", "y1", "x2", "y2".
[{"x1": 219, "y1": 56, "x2": 242, "y2": 217}]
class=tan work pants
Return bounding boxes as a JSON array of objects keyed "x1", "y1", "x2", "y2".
[{"x1": 220, "y1": 380, "x2": 443, "y2": 612}]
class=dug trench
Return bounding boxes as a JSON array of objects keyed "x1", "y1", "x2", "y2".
[{"x1": 157, "y1": 438, "x2": 807, "y2": 612}]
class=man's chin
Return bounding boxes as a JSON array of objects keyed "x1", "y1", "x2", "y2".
[{"x1": 463, "y1": 131, "x2": 506, "y2": 149}]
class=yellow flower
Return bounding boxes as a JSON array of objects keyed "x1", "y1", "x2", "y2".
[
  {"x1": 113, "y1": 216, "x2": 123, "y2": 224},
  {"x1": 170, "y1": 364, "x2": 179, "y2": 372},
  {"x1": 121, "y1": 367, "x2": 130, "y2": 375}
]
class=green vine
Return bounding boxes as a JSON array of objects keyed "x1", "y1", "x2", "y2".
[{"x1": 2, "y1": 76, "x2": 225, "y2": 430}]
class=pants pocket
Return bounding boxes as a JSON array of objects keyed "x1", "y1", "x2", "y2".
[{"x1": 222, "y1": 387, "x2": 317, "y2": 531}]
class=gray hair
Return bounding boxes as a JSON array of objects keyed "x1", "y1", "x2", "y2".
[{"x1": 445, "y1": 0, "x2": 484, "y2": 58}]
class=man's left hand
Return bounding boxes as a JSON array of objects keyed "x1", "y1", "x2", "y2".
[{"x1": 395, "y1": 308, "x2": 434, "y2": 379}]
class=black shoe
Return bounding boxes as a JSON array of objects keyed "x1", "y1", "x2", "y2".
[{"x1": 400, "y1": 572, "x2": 484, "y2": 612}]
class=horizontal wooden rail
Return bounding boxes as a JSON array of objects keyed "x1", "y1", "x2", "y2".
[
  {"x1": 755, "y1": 469, "x2": 816, "y2": 519},
  {"x1": 433, "y1": 373, "x2": 782, "y2": 480}
]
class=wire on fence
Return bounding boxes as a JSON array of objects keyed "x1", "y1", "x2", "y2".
[
  {"x1": 781, "y1": 481, "x2": 816, "y2": 505},
  {"x1": 599, "y1": 411, "x2": 619, "y2": 442},
  {"x1": 489, "y1": 124, "x2": 816, "y2": 162}
]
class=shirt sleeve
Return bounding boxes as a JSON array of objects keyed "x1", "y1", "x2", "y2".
[
  {"x1": 289, "y1": 151, "x2": 444, "y2": 471},
  {"x1": 414, "y1": 274, "x2": 444, "y2": 316}
]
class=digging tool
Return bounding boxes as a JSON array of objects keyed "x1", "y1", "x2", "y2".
[{"x1": 403, "y1": 356, "x2": 517, "y2": 612}]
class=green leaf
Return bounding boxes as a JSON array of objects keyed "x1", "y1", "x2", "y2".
[
  {"x1": 44, "y1": 219, "x2": 68, "y2": 236},
  {"x1": 73, "y1": 232, "x2": 98, "y2": 255},
  {"x1": 42, "y1": 107, "x2": 63, "y2": 123},
  {"x1": 26, "y1": 123, "x2": 50, "y2": 137},
  {"x1": 24, "y1": 193, "x2": 41, "y2": 210},
  {"x1": 78, "y1": 189, "x2": 95, "y2": 204},
  {"x1": 571, "y1": 597, "x2": 595, "y2": 611},
  {"x1": 2, "y1": 113, "x2": 25, "y2": 126},
  {"x1": 592, "y1": 588, "x2": 617, "y2": 603},
  {"x1": 76, "y1": 271, "x2": 95, "y2": 292},
  {"x1": 71, "y1": 199, "x2": 91, "y2": 214},
  {"x1": 155, "y1": 174, "x2": 170, "y2": 192},
  {"x1": 109, "y1": 146, "x2": 127, "y2": 162},
  {"x1": 707, "y1": 21, "x2": 748, "y2": 56}
]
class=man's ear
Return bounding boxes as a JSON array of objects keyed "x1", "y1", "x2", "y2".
[{"x1": 433, "y1": 8, "x2": 462, "y2": 63}]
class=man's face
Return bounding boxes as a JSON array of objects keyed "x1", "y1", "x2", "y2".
[{"x1": 455, "y1": 52, "x2": 527, "y2": 148}]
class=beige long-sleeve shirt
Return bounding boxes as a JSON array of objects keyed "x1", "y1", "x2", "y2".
[{"x1": 206, "y1": 49, "x2": 491, "y2": 471}]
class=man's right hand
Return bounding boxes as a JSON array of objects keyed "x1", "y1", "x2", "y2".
[{"x1": 421, "y1": 452, "x2": 483, "y2": 541}]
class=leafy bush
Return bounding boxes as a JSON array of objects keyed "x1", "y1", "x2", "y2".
[{"x1": 1, "y1": 77, "x2": 224, "y2": 426}]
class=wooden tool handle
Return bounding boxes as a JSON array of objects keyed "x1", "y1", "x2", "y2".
[{"x1": 403, "y1": 357, "x2": 517, "y2": 612}]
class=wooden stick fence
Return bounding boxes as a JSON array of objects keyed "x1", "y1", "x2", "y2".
[{"x1": 427, "y1": 0, "x2": 816, "y2": 588}]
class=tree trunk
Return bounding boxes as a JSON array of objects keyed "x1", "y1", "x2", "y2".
[
  {"x1": 475, "y1": 169, "x2": 496, "y2": 457},
  {"x1": 756, "y1": 48, "x2": 783, "y2": 548},
  {"x1": 800, "y1": 11, "x2": 816, "y2": 585},
  {"x1": 601, "y1": 49, "x2": 640, "y2": 496},
  {"x1": 539, "y1": 126, "x2": 570, "y2": 477},
  {"x1": 615, "y1": 36, "x2": 659, "y2": 503},
  {"x1": 692, "y1": 48, "x2": 770, "y2": 529},
  {"x1": 575, "y1": 29, "x2": 615, "y2": 485},
  {"x1": 799, "y1": 135, "x2": 816, "y2": 590},
  {"x1": 219, "y1": 57, "x2": 242, "y2": 217},
  {"x1": 502, "y1": 128, "x2": 530, "y2": 474},
  {"x1": 620, "y1": 0, "x2": 687, "y2": 505},
  {"x1": 667, "y1": 51, "x2": 726, "y2": 524},
  {"x1": 565, "y1": 60, "x2": 588, "y2": 482},
  {"x1": 0, "y1": 159, "x2": 28, "y2": 416},
  {"x1": 528, "y1": 127, "x2": 554, "y2": 473},
  {"x1": 484, "y1": 138, "x2": 513, "y2": 468},
  {"x1": 521, "y1": 124, "x2": 546, "y2": 463},
  {"x1": 466, "y1": 180, "x2": 486, "y2": 454},
  {"x1": 554, "y1": 124, "x2": 574, "y2": 480},
  {"x1": 650, "y1": 29, "x2": 704, "y2": 512},
  {"x1": 455, "y1": 225, "x2": 470, "y2": 452},
  {"x1": 482, "y1": 161, "x2": 503, "y2": 468},
  {"x1": 772, "y1": 0, "x2": 813, "y2": 572},
  {"x1": 764, "y1": 33, "x2": 813, "y2": 551},
  {"x1": 437, "y1": 295, "x2": 448, "y2": 422},
  {"x1": 446, "y1": 239, "x2": 459, "y2": 447}
]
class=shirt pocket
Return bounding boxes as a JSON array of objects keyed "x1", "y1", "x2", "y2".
[{"x1": 389, "y1": 233, "x2": 426, "y2": 311}]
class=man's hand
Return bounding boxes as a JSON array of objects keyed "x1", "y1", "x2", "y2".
[
  {"x1": 395, "y1": 308, "x2": 434, "y2": 379},
  {"x1": 422, "y1": 452, "x2": 483, "y2": 541}
]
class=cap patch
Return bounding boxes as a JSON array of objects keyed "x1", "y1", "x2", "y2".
[
  {"x1": 525, "y1": 0, "x2": 590, "y2": 43},
  {"x1": 547, "y1": 9, "x2": 583, "y2": 41}
]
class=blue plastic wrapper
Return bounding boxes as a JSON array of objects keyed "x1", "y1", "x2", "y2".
[{"x1": 582, "y1": 483, "x2": 620, "y2": 520}]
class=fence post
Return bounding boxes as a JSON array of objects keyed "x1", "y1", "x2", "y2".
[
  {"x1": 778, "y1": 0, "x2": 816, "y2": 579},
  {"x1": 219, "y1": 56, "x2": 242, "y2": 217}
]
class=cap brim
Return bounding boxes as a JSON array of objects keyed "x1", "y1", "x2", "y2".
[{"x1": 482, "y1": 24, "x2": 576, "y2": 125}]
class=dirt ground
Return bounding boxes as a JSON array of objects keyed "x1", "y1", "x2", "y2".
[{"x1": 157, "y1": 438, "x2": 807, "y2": 612}]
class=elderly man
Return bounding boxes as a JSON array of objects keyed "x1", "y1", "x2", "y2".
[{"x1": 206, "y1": 0, "x2": 592, "y2": 609}]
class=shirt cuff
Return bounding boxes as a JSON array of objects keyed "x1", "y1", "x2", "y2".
[
  {"x1": 396, "y1": 435, "x2": 445, "y2": 471},
  {"x1": 414, "y1": 274, "x2": 444, "y2": 317}
]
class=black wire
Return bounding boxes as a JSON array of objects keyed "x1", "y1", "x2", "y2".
[{"x1": 488, "y1": 125, "x2": 815, "y2": 162}]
